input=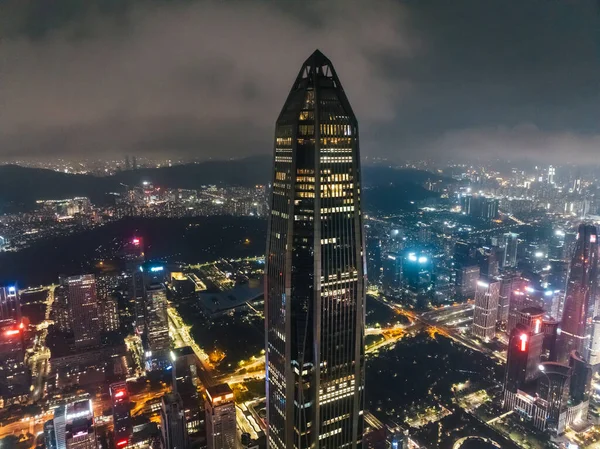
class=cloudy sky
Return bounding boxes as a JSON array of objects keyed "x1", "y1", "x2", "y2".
[{"x1": 1, "y1": 0, "x2": 599, "y2": 164}]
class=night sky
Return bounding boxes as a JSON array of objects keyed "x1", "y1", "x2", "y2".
[{"x1": 2, "y1": 0, "x2": 600, "y2": 163}]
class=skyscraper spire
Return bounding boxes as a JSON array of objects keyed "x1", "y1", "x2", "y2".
[{"x1": 265, "y1": 50, "x2": 366, "y2": 449}]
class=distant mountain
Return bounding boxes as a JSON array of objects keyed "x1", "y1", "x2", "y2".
[{"x1": 0, "y1": 156, "x2": 450, "y2": 212}]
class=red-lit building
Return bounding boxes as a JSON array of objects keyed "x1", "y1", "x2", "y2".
[
  {"x1": 110, "y1": 382, "x2": 132, "y2": 448},
  {"x1": 0, "y1": 321, "x2": 29, "y2": 406}
]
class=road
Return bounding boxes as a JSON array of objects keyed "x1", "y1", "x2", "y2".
[{"x1": 167, "y1": 305, "x2": 217, "y2": 387}]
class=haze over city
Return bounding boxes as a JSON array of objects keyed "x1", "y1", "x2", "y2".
[{"x1": 2, "y1": 0, "x2": 600, "y2": 163}]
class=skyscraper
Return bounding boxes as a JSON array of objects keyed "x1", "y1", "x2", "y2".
[
  {"x1": 558, "y1": 224, "x2": 598, "y2": 362},
  {"x1": 0, "y1": 285, "x2": 20, "y2": 324},
  {"x1": 472, "y1": 279, "x2": 500, "y2": 341},
  {"x1": 53, "y1": 399, "x2": 96, "y2": 449},
  {"x1": 145, "y1": 284, "x2": 170, "y2": 353},
  {"x1": 265, "y1": 50, "x2": 365, "y2": 449},
  {"x1": 160, "y1": 393, "x2": 188, "y2": 449},
  {"x1": 205, "y1": 384, "x2": 236, "y2": 449},
  {"x1": 110, "y1": 382, "x2": 133, "y2": 448},
  {"x1": 66, "y1": 275, "x2": 100, "y2": 348},
  {"x1": 502, "y1": 232, "x2": 519, "y2": 268},
  {"x1": 0, "y1": 322, "x2": 28, "y2": 406}
]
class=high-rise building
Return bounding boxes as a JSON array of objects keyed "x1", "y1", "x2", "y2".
[
  {"x1": 145, "y1": 284, "x2": 170, "y2": 353},
  {"x1": 456, "y1": 265, "x2": 479, "y2": 298},
  {"x1": 537, "y1": 362, "x2": 570, "y2": 434},
  {"x1": 172, "y1": 347, "x2": 201, "y2": 435},
  {"x1": 502, "y1": 233, "x2": 519, "y2": 268},
  {"x1": 558, "y1": 224, "x2": 598, "y2": 362},
  {"x1": 124, "y1": 237, "x2": 146, "y2": 334},
  {"x1": 588, "y1": 317, "x2": 600, "y2": 366},
  {"x1": 366, "y1": 237, "x2": 382, "y2": 285},
  {"x1": 569, "y1": 351, "x2": 592, "y2": 405},
  {"x1": 65, "y1": 275, "x2": 100, "y2": 348},
  {"x1": 472, "y1": 279, "x2": 500, "y2": 341},
  {"x1": 205, "y1": 384, "x2": 236, "y2": 449},
  {"x1": 497, "y1": 275, "x2": 513, "y2": 324},
  {"x1": 264, "y1": 50, "x2": 365, "y2": 449},
  {"x1": 53, "y1": 399, "x2": 96, "y2": 449},
  {"x1": 0, "y1": 322, "x2": 28, "y2": 406},
  {"x1": 0, "y1": 285, "x2": 20, "y2": 324},
  {"x1": 45, "y1": 419, "x2": 57, "y2": 449},
  {"x1": 160, "y1": 393, "x2": 188, "y2": 449},
  {"x1": 382, "y1": 253, "x2": 402, "y2": 295},
  {"x1": 548, "y1": 165, "x2": 556, "y2": 184},
  {"x1": 96, "y1": 275, "x2": 120, "y2": 333},
  {"x1": 110, "y1": 382, "x2": 132, "y2": 448}
]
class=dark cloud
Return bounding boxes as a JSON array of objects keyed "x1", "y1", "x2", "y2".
[{"x1": 1, "y1": 0, "x2": 599, "y2": 163}]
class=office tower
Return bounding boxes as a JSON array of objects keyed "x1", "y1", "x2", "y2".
[
  {"x1": 66, "y1": 275, "x2": 100, "y2": 348},
  {"x1": 454, "y1": 240, "x2": 475, "y2": 268},
  {"x1": 0, "y1": 285, "x2": 20, "y2": 324},
  {"x1": 402, "y1": 251, "x2": 433, "y2": 291},
  {"x1": 205, "y1": 384, "x2": 236, "y2": 449},
  {"x1": 45, "y1": 419, "x2": 57, "y2": 449},
  {"x1": 145, "y1": 284, "x2": 170, "y2": 353},
  {"x1": 548, "y1": 260, "x2": 569, "y2": 293},
  {"x1": 503, "y1": 322, "x2": 545, "y2": 415},
  {"x1": 456, "y1": 265, "x2": 479, "y2": 298},
  {"x1": 507, "y1": 280, "x2": 544, "y2": 334},
  {"x1": 537, "y1": 362, "x2": 570, "y2": 433},
  {"x1": 172, "y1": 347, "x2": 201, "y2": 435},
  {"x1": 513, "y1": 309, "x2": 545, "y2": 381},
  {"x1": 366, "y1": 237, "x2": 382, "y2": 285},
  {"x1": 569, "y1": 351, "x2": 592, "y2": 405},
  {"x1": 96, "y1": 275, "x2": 120, "y2": 333},
  {"x1": 472, "y1": 279, "x2": 500, "y2": 341},
  {"x1": 265, "y1": 50, "x2": 365, "y2": 449},
  {"x1": 462, "y1": 195, "x2": 499, "y2": 220},
  {"x1": 53, "y1": 399, "x2": 96, "y2": 449},
  {"x1": 110, "y1": 382, "x2": 133, "y2": 448},
  {"x1": 53, "y1": 284, "x2": 72, "y2": 333},
  {"x1": 160, "y1": 393, "x2": 188, "y2": 449},
  {"x1": 559, "y1": 224, "x2": 598, "y2": 362},
  {"x1": 0, "y1": 322, "x2": 28, "y2": 406},
  {"x1": 588, "y1": 317, "x2": 600, "y2": 366},
  {"x1": 124, "y1": 237, "x2": 146, "y2": 334},
  {"x1": 125, "y1": 155, "x2": 131, "y2": 171},
  {"x1": 477, "y1": 247, "x2": 499, "y2": 277},
  {"x1": 497, "y1": 275, "x2": 512, "y2": 323},
  {"x1": 502, "y1": 233, "x2": 519, "y2": 268},
  {"x1": 548, "y1": 165, "x2": 556, "y2": 184},
  {"x1": 382, "y1": 253, "x2": 402, "y2": 295},
  {"x1": 542, "y1": 319, "x2": 559, "y2": 361}
]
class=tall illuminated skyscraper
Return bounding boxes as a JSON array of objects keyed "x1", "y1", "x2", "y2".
[
  {"x1": 472, "y1": 279, "x2": 499, "y2": 341},
  {"x1": 558, "y1": 224, "x2": 598, "y2": 362},
  {"x1": 0, "y1": 285, "x2": 20, "y2": 324},
  {"x1": 66, "y1": 275, "x2": 100, "y2": 348},
  {"x1": 265, "y1": 50, "x2": 366, "y2": 449}
]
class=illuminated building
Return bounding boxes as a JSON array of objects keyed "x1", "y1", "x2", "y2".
[
  {"x1": 145, "y1": 284, "x2": 170, "y2": 353},
  {"x1": 96, "y1": 275, "x2": 120, "y2": 332},
  {"x1": 0, "y1": 284, "x2": 20, "y2": 324},
  {"x1": 382, "y1": 253, "x2": 402, "y2": 295},
  {"x1": 45, "y1": 419, "x2": 57, "y2": 449},
  {"x1": 507, "y1": 279, "x2": 544, "y2": 334},
  {"x1": 110, "y1": 382, "x2": 133, "y2": 448},
  {"x1": 66, "y1": 275, "x2": 101, "y2": 348},
  {"x1": 265, "y1": 50, "x2": 365, "y2": 449},
  {"x1": 455, "y1": 265, "x2": 479, "y2": 298},
  {"x1": 172, "y1": 347, "x2": 201, "y2": 435},
  {"x1": 537, "y1": 362, "x2": 571, "y2": 434},
  {"x1": 0, "y1": 322, "x2": 29, "y2": 406},
  {"x1": 558, "y1": 224, "x2": 598, "y2": 362},
  {"x1": 497, "y1": 274, "x2": 513, "y2": 323},
  {"x1": 472, "y1": 279, "x2": 499, "y2": 341},
  {"x1": 53, "y1": 399, "x2": 96, "y2": 449},
  {"x1": 205, "y1": 384, "x2": 236, "y2": 449},
  {"x1": 160, "y1": 393, "x2": 188, "y2": 449},
  {"x1": 366, "y1": 237, "x2": 382, "y2": 285},
  {"x1": 503, "y1": 323, "x2": 542, "y2": 395},
  {"x1": 461, "y1": 195, "x2": 499, "y2": 220},
  {"x1": 588, "y1": 317, "x2": 600, "y2": 366},
  {"x1": 548, "y1": 165, "x2": 556, "y2": 184},
  {"x1": 502, "y1": 233, "x2": 519, "y2": 268},
  {"x1": 402, "y1": 251, "x2": 433, "y2": 292},
  {"x1": 124, "y1": 237, "x2": 146, "y2": 334}
]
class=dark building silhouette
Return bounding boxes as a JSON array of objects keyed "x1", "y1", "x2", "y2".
[
  {"x1": 110, "y1": 382, "x2": 133, "y2": 448},
  {"x1": 265, "y1": 50, "x2": 365, "y2": 449}
]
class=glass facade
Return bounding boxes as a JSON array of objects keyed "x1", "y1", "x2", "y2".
[{"x1": 265, "y1": 50, "x2": 366, "y2": 449}]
